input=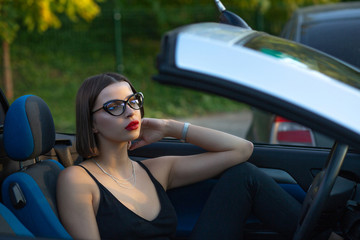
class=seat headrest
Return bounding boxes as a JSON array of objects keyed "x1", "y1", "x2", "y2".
[{"x1": 3, "y1": 95, "x2": 55, "y2": 161}]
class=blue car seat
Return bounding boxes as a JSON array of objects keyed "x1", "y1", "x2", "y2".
[
  {"x1": 1, "y1": 95, "x2": 71, "y2": 239},
  {"x1": 0, "y1": 202, "x2": 34, "y2": 238}
]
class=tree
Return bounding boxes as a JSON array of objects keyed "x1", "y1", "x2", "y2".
[{"x1": 0, "y1": 0, "x2": 102, "y2": 100}]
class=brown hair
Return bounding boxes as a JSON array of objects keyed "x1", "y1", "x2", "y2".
[{"x1": 75, "y1": 72, "x2": 144, "y2": 159}]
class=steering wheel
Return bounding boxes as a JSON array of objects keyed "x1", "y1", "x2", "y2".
[{"x1": 293, "y1": 142, "x2": 348, "y2": 240}]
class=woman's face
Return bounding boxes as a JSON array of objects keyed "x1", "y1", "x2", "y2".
[{"x1": 92, "y1": 81, "x2": 142, "y2": 144}]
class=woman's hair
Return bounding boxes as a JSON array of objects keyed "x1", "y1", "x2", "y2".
[{"x1": 76, "y1": 72, "x2": 144, "y2": 159}]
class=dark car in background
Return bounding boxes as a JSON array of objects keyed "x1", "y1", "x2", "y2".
[
  {"x1": 282, "y1": 1, "x2": 360, "y2": 69},
  {"x1": 247, "y1": 1, "x2": 360, "y2": 147}
]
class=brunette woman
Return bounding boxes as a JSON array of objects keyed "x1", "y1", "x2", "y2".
[{"x1": 57, "y1": 72, "x2": 301, "y2": 240}]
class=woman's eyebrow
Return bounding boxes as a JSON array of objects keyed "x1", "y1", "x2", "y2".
[{"x1": 105, "y1": 92, "x2": 135, "y2": 102}]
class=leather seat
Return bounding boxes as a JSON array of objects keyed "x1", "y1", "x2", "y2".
[
  {"x1": 1, "y1": 95, "x2": 71, "y2": 239},
  {"x1": 0, "y1": 202, "x2": 33, "y2": 238}
]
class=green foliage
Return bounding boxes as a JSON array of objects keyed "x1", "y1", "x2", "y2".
[
  {"x1": 118, "y1": 0, "x2": 343, "y2": 35},
  {"x1": 0, "y1": 0, "x2": 102, "y2": 44},
  {"x1": 0, "y1": 0, "x2": 20, "y2": 43},
  {"x1": 9, "y1": 4, "x2": 242, "y2": 133}
]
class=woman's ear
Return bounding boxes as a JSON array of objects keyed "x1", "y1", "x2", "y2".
[{"x1": 92, "y1": 118, "x2": 98, "y2": 133}]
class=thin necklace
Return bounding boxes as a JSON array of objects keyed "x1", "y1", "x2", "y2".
[{"x1": 93, "y1": 159, "x2": 136, "y2": 189}]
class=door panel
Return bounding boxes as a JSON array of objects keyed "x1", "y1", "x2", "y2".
[{"x1": 130, "y1": 140, "x2": 360, "y2": 190}]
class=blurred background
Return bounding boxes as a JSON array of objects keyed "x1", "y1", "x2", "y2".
[{"x1": 0, "y1": 0, "x2": 355, "y2": 133}]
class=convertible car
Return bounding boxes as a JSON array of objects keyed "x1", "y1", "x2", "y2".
[{"x1": 0, "y1": 2, "x2": 360, "y2": 240}]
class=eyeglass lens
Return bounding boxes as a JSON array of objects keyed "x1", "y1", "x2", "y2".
[{"x1": 105, "y1": 93, "x2": 143, "y2": 116}]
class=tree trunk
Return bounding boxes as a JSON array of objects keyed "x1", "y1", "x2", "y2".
[{"x1": 2, "y1": 40, "x2": 13, "y2": 100}]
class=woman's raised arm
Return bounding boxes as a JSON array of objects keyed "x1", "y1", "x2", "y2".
[{"x1": 132, "y1": 118, "x2": 253, "y2": 189}]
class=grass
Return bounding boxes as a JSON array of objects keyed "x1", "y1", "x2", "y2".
[{"x1": 4, "y1": 3, "x2": 246, "y2": 133}]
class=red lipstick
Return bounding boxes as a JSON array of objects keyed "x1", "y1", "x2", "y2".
[{"x1": 125, "y1": 120, "x2": 139, "y2": 131}]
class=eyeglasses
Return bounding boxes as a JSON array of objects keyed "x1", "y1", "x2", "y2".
[{"x1": 92, "y1": 92, "x2": 144, "y2": 116}]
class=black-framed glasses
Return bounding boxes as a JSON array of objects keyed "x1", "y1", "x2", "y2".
[{"x1": 92, "y1": 92, "x2": 144, "y2": 116}]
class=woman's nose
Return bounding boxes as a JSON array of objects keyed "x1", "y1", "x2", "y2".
[{"x1": 124, "y1": 103, "x2": 135, "y2": 118}]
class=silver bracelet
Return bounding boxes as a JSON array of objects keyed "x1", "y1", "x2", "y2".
[{"x1": 180, "y1": 122, "x2": 190, "y2": 143}]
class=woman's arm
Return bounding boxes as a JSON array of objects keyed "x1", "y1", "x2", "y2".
[
  {"x1": 131, "y1": 118, "x2": 253, "y2": 189},
  {"x1": 57, "y1": 166, "x2": 101, "y2": 240}
]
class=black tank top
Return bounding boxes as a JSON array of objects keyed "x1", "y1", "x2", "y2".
[{"x1": 78, "y1": 161, "x2": 178, "y2": 240}]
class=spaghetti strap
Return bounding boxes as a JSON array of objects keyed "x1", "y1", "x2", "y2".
[
  {"x1": 77, "y1": 161, "x2": 157, "y2": 190},
  {"x1": 136, "y1": 160, "x2": 149, "y2": 173},
  {"x1": 77, "y1": 161, "x2": 151, "y2": 186},
  {"x1": 77, "y1": 164, "x2": 102, "y2": 185},
  {"x1": 136, "y1": 161, "x2": 162, "y2": 188}
]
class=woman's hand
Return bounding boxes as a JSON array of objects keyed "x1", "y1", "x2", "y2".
[{"x1": 129, "y1": 118, "x2": 167, "y2": 150}]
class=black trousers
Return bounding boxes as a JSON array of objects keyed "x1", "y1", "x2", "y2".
[{"x1": 190, "y1": 162, "x2": 302, "y2": 240}]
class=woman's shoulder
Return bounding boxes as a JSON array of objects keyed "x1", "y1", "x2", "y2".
[
  {"x1": 57, "y1": 164, "x2": 100, "y2": 222},
  {"x1": 58, "y1": 164, "x2": 93, "y2": 186}
]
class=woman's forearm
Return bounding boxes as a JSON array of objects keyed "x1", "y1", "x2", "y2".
[{"x1": 164, "y1": 119, "x2": 253, "y2": 157}]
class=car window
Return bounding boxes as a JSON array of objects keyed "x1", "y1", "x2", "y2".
[{"x1": 300, "y1": 18, "x2": 360, "y2": 69}]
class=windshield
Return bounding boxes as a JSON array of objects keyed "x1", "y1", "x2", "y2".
[{"x1": 241, "y1": 34, "x2": 360, "y2": 90}]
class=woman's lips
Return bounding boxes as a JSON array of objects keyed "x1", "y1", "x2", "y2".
[{"x1": 125, "y1": 120, "x2": 139, "y2": 131}]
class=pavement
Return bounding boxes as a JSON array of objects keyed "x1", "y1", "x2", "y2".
[{"x1": 175, "y1": 110, "x2": 253, "y2": 138}]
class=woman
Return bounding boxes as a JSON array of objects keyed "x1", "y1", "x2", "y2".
[{"x1": 57, "y1": 72, "x2": 301, "y2": 240}]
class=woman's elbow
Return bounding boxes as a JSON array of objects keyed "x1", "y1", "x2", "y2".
[
  {"x1": 247, "y1": 141, "x2": 254, "y2": 159},
  {"x1": 238, "y1": 140, "x2": 254, "y2": 162}
]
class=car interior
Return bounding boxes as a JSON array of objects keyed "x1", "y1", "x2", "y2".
[{"x1": 0, "y1": 78, "x2": 360, "y2": 240}]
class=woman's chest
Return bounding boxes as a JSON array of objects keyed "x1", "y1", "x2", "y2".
[{"x1": 94, "y1": 169, "x2": 162, "y2": 221}]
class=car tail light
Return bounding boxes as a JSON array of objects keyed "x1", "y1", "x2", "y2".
[{"x1": 270, "y1": 116, "x2": 315, "y2": 146}]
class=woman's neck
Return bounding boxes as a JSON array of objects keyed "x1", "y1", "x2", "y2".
[{"x1": 95, "y1": 142, "x2": 133, "y2": 177}]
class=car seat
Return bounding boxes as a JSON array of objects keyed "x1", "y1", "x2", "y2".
[
  {"x1": 1, "y1": 95, "x2": 71, "y2": 239},
  {"x1": 0, "y1": 202, "x2": 34, "y2": 238}
]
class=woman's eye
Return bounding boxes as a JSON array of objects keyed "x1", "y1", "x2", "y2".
[
  {"x1": 131, "y1": 99, "x2": 141, "y2": 107},
  {"x1": 107, "y1": 102, "x2": 121, "y2": 111}
]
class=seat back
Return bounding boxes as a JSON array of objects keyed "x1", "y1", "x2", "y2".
[
  {"x1": 1, "y1": 95, "x2": 71, "y2": 239},
  {"x1": 0, "y1": 203, "x2": 34, "y2": 238}
]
